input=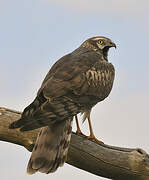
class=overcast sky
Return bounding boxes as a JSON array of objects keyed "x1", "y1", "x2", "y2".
[{"x1": 0, "y1": 1, "x2": 149, "y2": 180}]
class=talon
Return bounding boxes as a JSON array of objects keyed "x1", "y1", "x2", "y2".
[
  {"x1": 75, "y1": 115, "x2": 86, "y2": 136},
  {"x1": 75, "y1": 114, "x2": 104, "y2": 144},
  {"x1": 76, "y1": 131, "x2": 86, "y2": 137},
  {"x1": 76, "y1": 129, "x2": 85, "y2": 136},
  {"x1": 87, "y1": 135, "x2": 104, "y2": 144},
  {"x1": 87, "y1": 112, "x2": 104, "y2": 144}
]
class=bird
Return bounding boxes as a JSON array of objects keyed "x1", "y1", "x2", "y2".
[{"x1": 9, "y1": 36, "x2": 116, "y2": 174}]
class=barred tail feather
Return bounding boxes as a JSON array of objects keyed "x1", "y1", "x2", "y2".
[{"x1": 27, "y1": 118, "x2": 72, "y2": 174}]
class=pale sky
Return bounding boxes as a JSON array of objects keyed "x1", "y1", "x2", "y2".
[{"x1": 0, "y1": 0, "x2": 149, "y2": 180}]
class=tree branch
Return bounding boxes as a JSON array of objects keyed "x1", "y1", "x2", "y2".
[{"x1": 0, "y1": 107, "x2": 149, "y2": 180}]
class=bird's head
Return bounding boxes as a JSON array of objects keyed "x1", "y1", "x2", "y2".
[{"x1": 82, "y1": 36, "x2": 116, "y2": 61}]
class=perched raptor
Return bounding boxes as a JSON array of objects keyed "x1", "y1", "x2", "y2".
[{"x1": 9, "y1": 36, "x2": 116, "y2": 174}]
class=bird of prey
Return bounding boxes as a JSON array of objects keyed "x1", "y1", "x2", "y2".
[{"x1": 9, "y1": 36, "x2": 116, "y2": 174}]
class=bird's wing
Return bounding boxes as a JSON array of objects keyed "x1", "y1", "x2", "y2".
[
  {"x1": 38, "y1": 51, "x2": 102, "y2": 98},
  {"x1": 9, "y1": 51, "x2": 102, "y2": 131}
]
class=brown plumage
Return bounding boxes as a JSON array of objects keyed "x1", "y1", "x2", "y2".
[{"x1": 9, "y1": 36, "x2": 116, "y2": 174}]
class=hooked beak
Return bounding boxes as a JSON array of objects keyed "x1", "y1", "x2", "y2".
[
  {"x1": 110, "y1": 42, "x2": 116, "y2": 49},
  {"x1": 102, "y1": 41, "x2": 116, "y2": 61}
]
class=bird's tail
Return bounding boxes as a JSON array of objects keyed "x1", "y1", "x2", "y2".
[{"x1": 27, "y1": 118, "x2": 73, "y2": 174}]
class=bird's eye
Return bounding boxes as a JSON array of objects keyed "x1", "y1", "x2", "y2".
[{"x1": 97, "y1": 40, "x2": 103, "y2": 45}]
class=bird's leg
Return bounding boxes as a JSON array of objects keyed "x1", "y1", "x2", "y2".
[
  {"x1": 75, "y1": 115, "x2": 85, "y2": 136},
  {"x1": 87, "y1": 113, "x2": 103, "y2": 144}
]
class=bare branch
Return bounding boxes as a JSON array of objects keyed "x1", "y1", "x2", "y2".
[{"x1": 0, "y1": 107, "x2": 149, "y2": 180}]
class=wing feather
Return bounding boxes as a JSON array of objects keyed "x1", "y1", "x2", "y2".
[{"x1": 10, "y1": 50, "x2": 102, "y2": 131}]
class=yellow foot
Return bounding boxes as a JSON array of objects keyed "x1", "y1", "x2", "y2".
[
  {"x1": 76, "y1": 129, "x2": 86, "y2": 137},
  {"x1": 87, "y1": 135, "x2": 104, "y2": 144}
]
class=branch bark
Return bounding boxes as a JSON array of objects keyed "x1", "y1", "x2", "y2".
[{"x1": 0, "y1": 107, "x2": 149, "y2": 180}]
